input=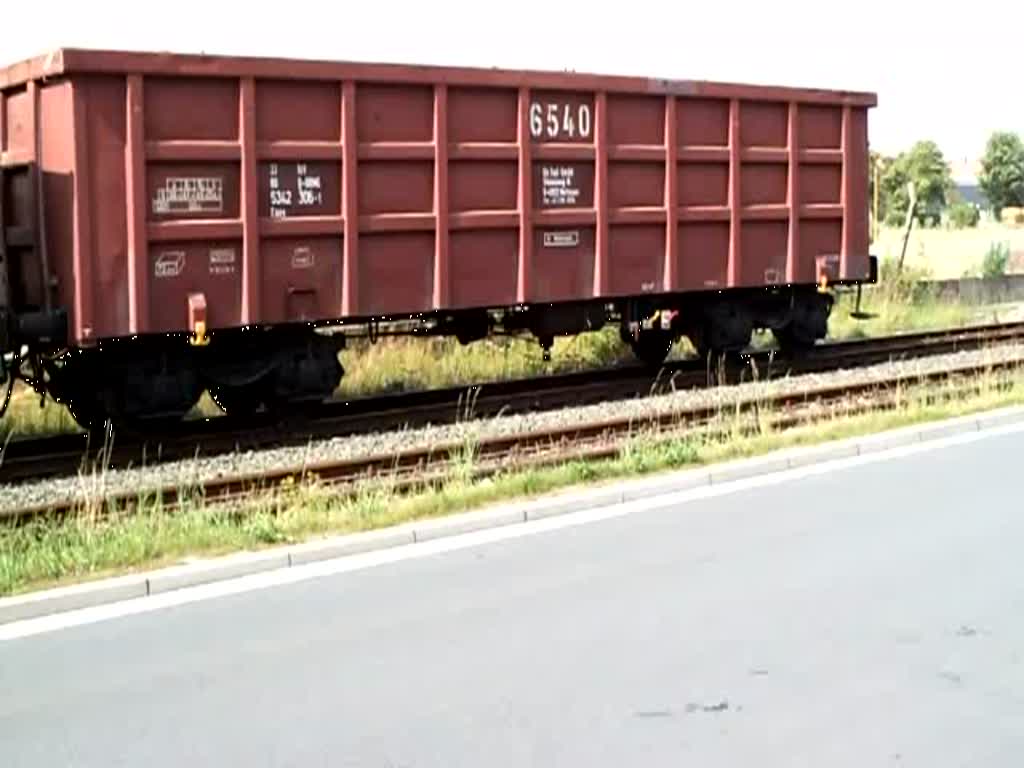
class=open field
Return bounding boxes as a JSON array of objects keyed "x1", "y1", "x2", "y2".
[
  {"x1": 872, "y1": 222, "x2": 1024, "y2": 280},
  {"x1": 3, "y1": 358, "x2": 1024, "y2": 597}
]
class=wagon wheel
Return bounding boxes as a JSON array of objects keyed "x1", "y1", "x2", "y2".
[
  {"x1": 66, "y1": 397, "x2": 110, "y2": 434},
  {"x1": 630, "y1": 329, "x2": 675, "y2": 368},
  {"x1": 771, "y1": 323, "x2": 817, "y2": 355}
]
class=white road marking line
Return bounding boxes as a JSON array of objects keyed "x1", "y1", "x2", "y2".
[{"x1": 2, "y1": 419, "x2": 1022, "y2": 642}]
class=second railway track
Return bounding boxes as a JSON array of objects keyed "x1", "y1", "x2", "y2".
[
  {"x1": 5, "y1": 333, "x2": 1024, "y2": 526},
  {"x1": 3, "y1": 320, "x2": 1024, "y2": 487}
]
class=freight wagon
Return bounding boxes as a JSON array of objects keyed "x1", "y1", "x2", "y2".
[{"x1": 0, "y1": 48, "x2": 877, "y2": 430}]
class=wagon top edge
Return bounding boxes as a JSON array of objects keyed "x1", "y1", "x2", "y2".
[{"x1": 0, "y1": 47, "x2": 878, "y2": 107}]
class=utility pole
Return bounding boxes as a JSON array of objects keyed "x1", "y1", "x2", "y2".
[{"x1": 898, "y1": 181, "x2": 918, "y2": 275}]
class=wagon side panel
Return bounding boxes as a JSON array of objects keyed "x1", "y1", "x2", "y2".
[
  {"x1": 141, "y1": 75, "x2": 244, "y2": 334},
  {"x1": 445, "y1": 85, "x2": 519, "y2": 310},
  {"x1": 3, "y1": 48, "x2": 877, "y2": 350},
  {"x1": 71, "y1": 75, "x2": 130, "y2": 340},
  {"x1": 254, "y1": 78, "x2": 344, "y2": 324},
  {"x1": 38, "y1": 81, "x2": 79, "y2": 327}
]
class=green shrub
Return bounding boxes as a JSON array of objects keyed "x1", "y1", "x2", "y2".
[
  {"x1": 949, "y1": 201, "x2": 980, "y2": 228},
  {"x1": 982, "y1": 241, "x2": 1011, "y2": 278}
]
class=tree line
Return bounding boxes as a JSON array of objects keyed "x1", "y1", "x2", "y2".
[{"x1": 871, "y1": 131, "x2": 1024, "y2": 230}]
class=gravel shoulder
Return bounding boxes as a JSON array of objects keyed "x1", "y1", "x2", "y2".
[{"x1": 3, "y1": 342, "x2": 1024, "y2": 515}]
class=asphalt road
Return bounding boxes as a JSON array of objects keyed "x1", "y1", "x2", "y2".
[{"x1": 3, "y1": 429, "x2": 1024, "y2": 767}]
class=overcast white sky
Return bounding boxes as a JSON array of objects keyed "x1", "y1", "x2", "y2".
[{"x1": 5, "y1": 0, "x2": 1020, "y2": 173}]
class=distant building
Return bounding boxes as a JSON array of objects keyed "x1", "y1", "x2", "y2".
[
  {"x1": 948, "y1": 156, "x2": 993, "y2": 220},
  {"x1": 955, "y1": 182, "x2": 989, "y2": 209}
]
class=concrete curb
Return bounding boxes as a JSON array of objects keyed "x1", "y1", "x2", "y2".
[{"x1": 3, "y1": 405, "x2": 1024, "y2": 625}]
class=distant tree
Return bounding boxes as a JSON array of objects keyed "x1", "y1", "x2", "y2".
[
  {"x1": 879, "y1": 154, "x2": 910, "y2": 227},
  {"x1": 979, "y1": 131, "x2": 1024, "y2": 218},
  {"x1": 870, "y1": 151, "x2": 896, "y2": 230},
  {"x1": 879, "y1": 140, "x2": 954, "y2": 227}
]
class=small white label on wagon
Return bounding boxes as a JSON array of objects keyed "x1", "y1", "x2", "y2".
[
  {"x1": 155, "y1": 251, "x2": 185, "y2": 278},
  {"x1": 152, "y1": 177, "x2": 223, "y2": 215},
  {"x1": 268, "y1": 162, "x2": 326, "y2": 218},
  {"x1": 543, "y1": 230, "x2": 580, "y2": 248},
  {"x1": 541, "y1": 165, "x2": 581, "y2": 207},
  {"x1": 209, "y1": 248, "x2": 237, "y2": 275},
  {"x1": 291, "y1": 247, "x2": 315, "y2": 269}
]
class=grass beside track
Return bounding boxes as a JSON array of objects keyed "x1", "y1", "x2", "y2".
[
  {"x1": 2, "y1": 360, "x2": 1024, "y2": 597},
  {"x1": 338, "y1": 258, "x2": 1007, "y2": 396}
]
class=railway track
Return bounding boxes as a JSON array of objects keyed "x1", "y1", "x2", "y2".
[
  {"x1": 2, "y1": 320, "x2": 1024, "y2": 490},
  {"x1": 5, "y1": 335, "x2": 1023, "y2": 526}
]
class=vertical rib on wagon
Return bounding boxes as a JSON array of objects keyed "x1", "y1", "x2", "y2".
[
  {"x1": 841, "y1": 104, "x2": 853, "y2": 281},
  {"x1": 786, "y1": 100, "x2": 799, "y2": 284},
  {"x1": 125, "y1": 75, "x2": 147, "y2": 334},
  {"x1": 727, "y1": 98, "x2": 741, "y2": 288},
  {"x1": 663, "y1": 95, "x2": 678, "y2": 292},
  {"x1": 342, "y1": 82, "x2": 358, "y2": 316},
  {"x1": 594, "y1": 92, "x2": 608, "y2": 297},
  {"x1": 433, "y1": 83, "x2": 449, "y2": 308},
  {"x1": 516, "y1": 87, "x2": 532, "y2": 304},
  {"x1": 240, "y1": 77, "x2": 260, "y2": 324}
]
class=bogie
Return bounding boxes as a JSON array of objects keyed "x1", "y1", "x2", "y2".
[{"x1": 39, "y1": 328, "x2": 346, "y2": 430}]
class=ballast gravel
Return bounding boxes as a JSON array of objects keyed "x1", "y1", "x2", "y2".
[{"x1": 4, "y1": 342, "x2": 1024, "y2": 515}]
